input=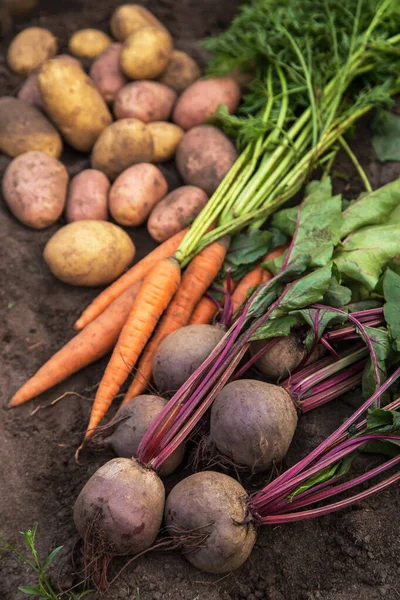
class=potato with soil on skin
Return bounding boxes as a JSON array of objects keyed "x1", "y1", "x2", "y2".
[
  {"x1": 91, "y1": 119, "x2": 154, "y2": 181},
  {"x1": 38, "y1": 57, "x2": 112, "y2": 153},
  {"x1": 153, "y1": 324, "x2": 226, "y2": 394},
  {"x1": 2, "y1": 151, "x2": 68, "y2": 229},
  {"x1": 109, "y1": 163, "x2": 167, "y2": 227},
  {"x1": 3, "y1": 0, "x2": 38, "y2": 16},
  {"x1": 159, "y1": 50, "x2": 201, "y2": 93},
  {"x1": 148, "y1": 185, "x2": 208, "y2": 243},
  {"x1": 114, "y1": 81, "x2": 177, "y2": 123},
  {"x1": 147, "y1": 122, "x2": 184, "y2": 163},
  {"x1": 165, "y1": 470, "x2": 256, "y2": 573},
  {"x1": 68, "y1": 29, "x2": 112, "y2": 59},
  {"x1": 44, "y1": 220, "x2": 135, "y2": 286},
  {"x1": 105, "y1": 395, "x2": 185, "y2": 476},
  {"x1": 176, "y1": 125, "x2": 238, "y2": 196},
  {"x1": 173, "y1": 76, "x2": 241, "y2": 130},
  {"x1": 65, "y1": 169, "x2": 110, "y2": 223},
  {"x1": 7, "y1": 27, "x2": 58, "y2": 76},
  {"x1": 0, "y1": 97, "x2": 62, "y2": 159},
  {"x1": 120, "y1": 26, "x2": 173, "y2": 80},
  {"x1": 110, "y1": 4, "x2": 168, "y2": 41},
  {"x1": 210, "y1": 379, "x2": 298, "y2": 472},
  {"x1": 89, "y1": 43, "x2": 128, "y2": 104}
]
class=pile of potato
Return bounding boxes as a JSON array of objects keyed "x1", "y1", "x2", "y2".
[{"x1": 0, "y1": 4, "x2": 243, "y2": 287}]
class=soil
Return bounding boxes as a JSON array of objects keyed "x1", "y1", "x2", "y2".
[{"x1": 1, "y1": 2, "x2": 400, "y2": 600}]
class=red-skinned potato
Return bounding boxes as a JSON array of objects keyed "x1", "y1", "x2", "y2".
[
  {"x1": 172, "y1": 76, "x2": 240, "y2": 130},
  {"x1": 159, "y1": 50, "x2": 201, "y2": 93},
  {"x1": 148, "y1": 185, "x2": 208, "y2": 243},
  {"x1": 109, "y1": 163, "x2": 167, "y2": 226},
  {"x1": 2, "y1": 151, "x2": 68, "y2": 229},
  {"x1": 89, "y1": 44, "x2": 128, "y2": 104},
  {"x1": 176, "y1": 125, "x2": 238, "y2": 196},
  {"x1": 114, "y1": 81, "x2": 177, "y2": 122},
  {"x1": 65, "y1": 169, "x2": 110, "y2": 223}
]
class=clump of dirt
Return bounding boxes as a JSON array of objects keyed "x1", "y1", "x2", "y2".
[{"x1": 1, "y1": 2, "x2": 400, "y2": 600}]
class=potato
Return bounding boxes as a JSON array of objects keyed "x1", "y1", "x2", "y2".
[
  {"x1": 44, "y1": 220, "x2": 135, "y2": 286},
  {"x1": 120, "y1": 27, "x2": 173, "y2": 80},
  {"x1": 147, "y1": 122, "x2": 184, "y2": 162},
  {"x1": 173, "y1": 76, "x2": 241, "y2": 130},
  {"x1": 91, "y1": 119, "x2": 154, "y2": 181},
  {"x1": 89, "y1": 43, "x2": 128, "y2": 104},
  {"x1": 69, "y1": 29, "x2": 112, "y2": 59},
  {"x1": 3, "y1": 0, "x2": 38, "y2": 16},
  {"x1": 38, "y1": 57, "x2": 112, "y2": 152},
  {"x1": 2, "y1": 151, "x2": 68, "y2": 229},
  {"x1": 109, "y1": 163, "x2": 167, "y2": 226},
  {"x1": 114, "y1": 81, "x2": 177, "y2": 123},
  {"x1": 65, "y1": 169, "x2": 110, "y2": 223},
  {"x1": 7, "y1": 27, "x2": 57, "y2": 76},
  {"x1": 110, "y1": 4, "x2": 168, "y2": 41},
  {"x1": 176, "y1": 125, "x2": 238, "y2": 196},
  {"x1": 17, "y1": 72, "x2": 44, "y2": 111},
  {"x1": 148, "y1": 185, "x2": 208, "y2": 243},
  {"x1": 0, "y1": 97, "x2": 62, "y2": 158},
  {"x1": 159, "y1": 50, "x2": 201, "y2": 93}
]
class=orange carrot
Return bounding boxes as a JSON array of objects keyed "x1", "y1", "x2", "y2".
[
  {"x1": 84, "y1": 257, "x2": 181, "y2": 438},
  {"x1": 188, "y1": 296, "x2": 219, "y2": 326},
  {"x1": 123, "y1": 236, "x2": 230, "y2": 402},
  {"x1": 74, "y1": 228, "x2": 188, "y2": 331},
  {"x1": 8, "y1": 281, "x2": 142, "y2": 408}
]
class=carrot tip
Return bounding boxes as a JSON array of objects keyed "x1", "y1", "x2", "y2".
[
  {"x1": 75, "y1": 442, "x2": 84, "y2": 464},
  {"x1": 74, "y1": 319, "x2": 84, "y2": 331}
]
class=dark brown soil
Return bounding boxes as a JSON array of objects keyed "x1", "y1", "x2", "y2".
[{"x1": 1, "y1": 2, "x2": 400, "y2": 599}]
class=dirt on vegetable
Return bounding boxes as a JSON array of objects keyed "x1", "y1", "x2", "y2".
[{"x1": 1, "y1": 1, "x2": 400, "y2": 599}]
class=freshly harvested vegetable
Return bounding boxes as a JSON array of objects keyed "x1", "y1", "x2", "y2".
[
  {"x1": 164, "y1": 471, "x2": 256, "y2": 573},
  {"x1": 2, "y1": 151, "x2": 68, "y2": 229},
  {"x1": 147, "y1": 121, "x2": 184, "y2": 162},
  {"x1": 84, "y1": 256, "x2": 181, "y2": 438},
  {"x1": 0, "y1": 97, "x2": 62, "y2": 159},
  {"x1": 109, "y1": 163, "x2": 167, "y2": 226},
  {"x1": 114, "y1": 81, "x2": 177, "y2": 122},
  {"x1": 124, "y1": 238, "x2": 229, "y2": 401},
  {"x1": 176, "y1": 125, "x2": 238, "y2": 195},
  {"x1": 74, "y1": 228, "x2": 188, "y2": 331},
  {"x1": 3, "y1": 0, "x2": 38, "y2": 16},
  {"x1": 120, "y1": 26, "x2": 173, "y2": 80},
  {"x1": 147, "y1": 185, "x2": 208, "y2": 243},
  {"x1": 110, "y1": 4, "x2": 168, "y2": 41},
  {"x1": 250, "y1": 334, "x2": 311, "y2": 380},
  {"x1": 17, "y1": 72, "x2": 44, "y2": 111},
  {"x1": 104, "y1": 395, "x2": 185, "y2": 476},
  {"x1": 152, "y1": 324, "x2": 226, "y2": 395},
  {"x1": 188, "y1": 296, "x2": 219, "y2": 326},
  {"x1": 73, "y1": 457, "x2": 165, "y2": 557},
  {"x1": 7, "y1": 27, "x2": 57, "y2": 76},
  {"x1": 68, "y1": 28, "x2": 112, "y2": 59},
  {"x1": 65, "y1": 169, "x2": 110, "y2": 223},
  {"x1": 9, "y1": 281, "x2": 142, "y2": 408},
  {"x1": 172, "y1": 76, "x2": 241, "y2": 130},
  {"x1": 91, "y1": 120, "x2": 154, "y2": 181},
  {"x1": 38, "y1": 57, "x2": 112, "y2": 152},
  {"x1": 44, "y1": 221, "x2": 135, "y2": 287},
  {"x1": 159, "y1": 50, "x2": 201, "y2": 93},
  {"x1": 89, "y1": 43, "x2": 128, "y2": 104}
]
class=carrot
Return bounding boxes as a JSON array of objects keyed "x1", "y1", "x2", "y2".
[
  {"x1": 123, "y1": 236, "x2": 230, "y2": 402},
  {"x1": 84, "y1": 257, "x2": 181, "y2": 438},
  {"x1": 188, "y1": 295, "x2": 219, "y2": 326},
  {"x1": 74, "y1": 228, "x2": 188, "y2": 331},
  {"x1": 8, "y1": 281, "x2": 142, "y2": 408}
]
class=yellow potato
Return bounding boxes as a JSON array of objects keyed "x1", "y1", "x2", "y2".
[
  {"x1": 147, "y1": 122, "x2": 184, "y2": 162},
  {"x1": 114, "y1": 81, "x2": 177, "y2": 122},
  {"x1": 44, "y1": 220, "x2": 135, "y2": 287},
  {"x1": 91, "y1": 119, "x2": 154, "y2": 180},
  {"x1": 69, "y1": 29, "x2": 112, "y2": 59},
  {"x1": 0, "y1": 97, "x2": 62, "y2": 158},
  {"x1": 7, "y1": 27, "x2": 57, "y2": 76},
  {"x1": 3, "y1": 0, "x2": 38, "y2": 15},
  {"x1": 2, "y1": 151, "x2": 68, "y2": 229},
  {"x1": 159, "y1": 50, "x2": 201, "y2": 93},
  {"x1": 89, "y1": 43, "x2": 128, "y2": 104},
  {"x1": 109, "y1": 163, "x2": 167, "y2": 226},
  {"x1": 38, "y1": 57, "x2": 112, "y2": 153},
  {"x1": 120, "y1": 27, "x2": 173, "y2": 80},
  {"x1": 110, "y1": 4, "x2": 168, "y2": 41}
]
